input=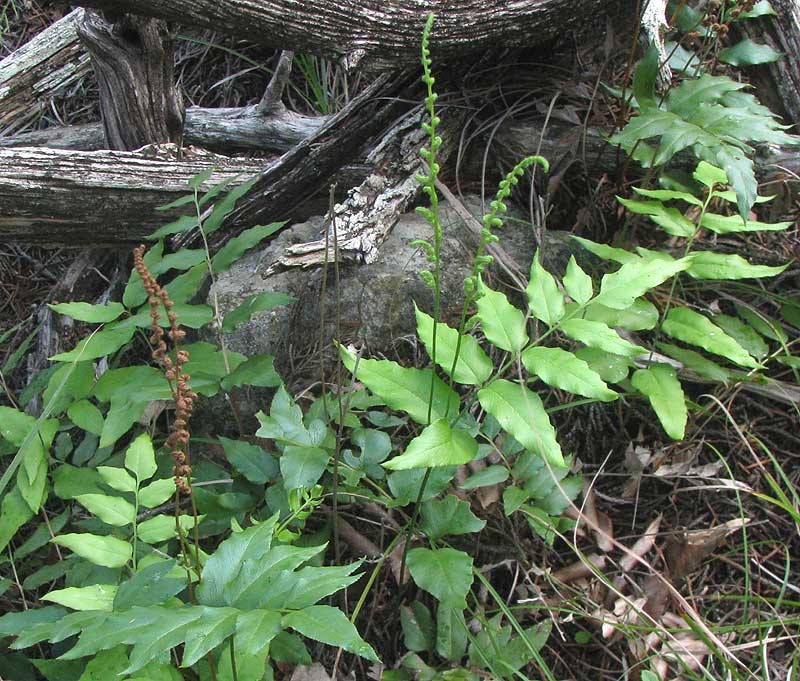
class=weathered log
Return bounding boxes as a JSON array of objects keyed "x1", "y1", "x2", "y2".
[
  {"x1": 3, "y1": 112, "x2": 797, "y2": 246},
  {"x1": 0, "y1": 121, "x2": 105, "y2": 150},
  {"x1": 0, "y1": 147, "x2": 265, "y2": 244},
  {"x1": 733, "y1": 0, "x2": 800, "y2": 126},
  {"x1": 265, "y1": 105, "x2": 467, "y2": 272},
  {"x1": 0, "y1": 106, "x2": 326, "y2": 153},
  {"x1": 0, "y1": 9, "x2": 91, "y2": 134},
  {"x1": 77, "y1": 10, "x2": 184, "y2": 149},
  {"x1": 0, "y1": 73, "x2": 410, "y2": 246},
  {"x1": 74, "y1": 0, "x2": 621, "y2": 69},
  {"x1": 221, "y1": 70, "x2": 416, "y2": 234}
]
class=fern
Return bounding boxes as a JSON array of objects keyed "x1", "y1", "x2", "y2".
[
  {"x1": 613, "y1": 46, "x2": 798, "y2": 218},
  {"x1": 1, "y1": 513, "x2": 377, "y2": 673}
]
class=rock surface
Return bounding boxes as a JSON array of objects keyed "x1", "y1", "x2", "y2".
[{"x1": 209, "y1": 195, "x2": 583, "y2": 386}]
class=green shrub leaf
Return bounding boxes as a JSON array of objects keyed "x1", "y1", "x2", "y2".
[
  {"x1": 221, "y1": 292, "x2": 296, "y2": 333},
  {"x1": 581, "y1": 298, "x2": 659, "y2": 331},
  {"x1": 563, "y1": 256, "x2": 593, "y2": 305},
  {"x1": 522, "y1": 346, "x2": 618, "y2": 401},
  {"x1": 48, "y1": 302, "x2": 124, "y2": 324},
  {"x1": 631, "y1": 187, "x2": 703, "y2": 206},
  {"x1": 283, "y1": 605, "x2": 379, "y2": 662},
  {"x1": 280, "y1": 446, "x2": 329, "y2": 491},
  {"x1": 526, "y1": 252, "x2": 565, "y2": 325},
  {"x1": 572, "y1": 236, "x2": 640, "y2": 264},
  {"x1": 383, "y1": 418, "x2": 477, "y2": 470},
  {"x1": 220, "y1": 354, "x2": 282, "y2": 390},
  {"x1": 235, "y1": 610, "x2": 282, "y2": 659},
  {"x1": 401, "y1": 602, "x2": 435, "y2": 653},
  {"x1": 574, "y1": 348, "x2": 631, "y2": 383},
  {"x1": 219, "y1": 437, "x2": 278, "y2": 485},
  {"x1": 0, "y1": 488, "x2": 34, "y2": 554},
  {"x1": 633, "y1": 45, "x2": 659, "y2": 111},
  {"x1": 436, "y1": 605, "x2": 468, "y2": 663},
  {"x1": 459, "y1": 465, "x2": 509, "y2": 490},
  {"x1": 686, "y1": 251, "x2": 788, "y2": 279},
  {"x1": 212, "y1": 223, "x2": 285, "y2": 273},
  {"x1": 137, "y1": 515, "x2": 198, "y2": 545},
  {"x1": 560, "y1": 318, "x2": 646, "y2": 357},
  {"x1": 699, "y1": 213, "x2": 792, "y2": 234},
  {"x1": 617, "y1": 197, "x2": 697, "y2": 237},
  {"x1": 407, "y1": 547, "x2": 473, "y2": 608},
  {"x1": 475, "y1": 279, "x2": 528, "y2": 351},
  {"x1": 662, "y1": 307, "x2": 759, "y2": 368},
  {"x1": 719, "y1": 39, "x2": 782, "y2": 66},
  {"x1": 67, "y1": 400, "x2": 104, "y2": 436},
  {"x1": 478, "y1": 379, "x2": 563, "y2": 466},
  {"x1": 197, "y1": 516, "x2": 278, "y2": 607},
  {"x1": 419, "y1": 495, "x2": 486, "y2": 539},
  {"x1": 52, "y1": 533, "x2": 132, "y2": 568},
  {"x1": 713, "y1": 313, "x2": 769, "y2": 359},
  {"x1": 339, "y1": 346, "x2": 459, "y2": 425},
  {"x1": 181, "y1": 607, "x2": 238, "y2": 667},
  {"x1": 414, "y1": 305, "x2": 492, "y2": 385},
  {"x1": 137, "y1": 479, "x2": 177, "y2": 508},
  {"x1": 114, "y1": 561, "x2": 185, "y2": 610},
  {"x1": 75, "y1": 494, "x2": 135, "y2": 527},
  {"x1": 50, "y1": 326, "x2": 136, "y2": 362},
  {"x1": 631, "y1": 364, "x2": 687, "y2": 439},
  {"x1": 656, "y1": 342, "x2": 731, "y2": 384},
  {"x1": 594, "y1": 258, "x2": 688, "y2": 310},
  {"x1": 125, "y1": 433, "x2": 157, "y2": 482},
  {"x1": 123, "y1": 607, "x2": 205, "y2": 674},
  {"x1": 42, "y1": 585, "x2": 117, "y2": 612}
]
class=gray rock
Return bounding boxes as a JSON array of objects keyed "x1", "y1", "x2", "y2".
[{"x1": 209, "y1": 195, "x2": 584, "y2": 387}]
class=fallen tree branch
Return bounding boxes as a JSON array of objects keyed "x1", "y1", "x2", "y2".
[
  {"x1": 218, "y1": 70, "x2": 417, "y2": 236},
  {"x1": 0, "y1": 105, "x2": 326, "y2": 152}
]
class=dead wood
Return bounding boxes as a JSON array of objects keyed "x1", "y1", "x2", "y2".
[
  {"x1": 0, "y1": 9, "x2": 91, "y2": 135},
  {"x1": 0, "y1": 73, "x2": 409, "y2": 246},
  {"x1": 732, "y1": 0, "x2": 800, "y2": 125},
  {"x1": 0, "y1": 146, "x2": 264, "y2": 244},
  {"x1": 219, "y1": 70, "x2": 417, "y2": 236},
  {"x1": 0, "y1": 106, "x2": 326, "y2": 153},
  {"x1": 77, "y1": 10, "x2": 184, "y2": 149},
  {"x1": 73, "y1": 0, "x2": 620, "y2": 69}
]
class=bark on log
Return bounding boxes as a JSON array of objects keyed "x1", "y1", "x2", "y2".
[
  {"x1": 733, "y1": 0, "x2": 800, "y2": 125},
  {"x1": 265, "y1": 105, "x2": 467, "y2": 273},
  {"x1": 0, "y1": 106, "x2": 326, "y2": 153},
  {"x1": 0, "y1": 147, "x2": 265, "y2": 244},
  {"x1": 74, "y1": 0, "x2": 620, "y2": 68},
  {"x1": 221, "y1": 70, "x2": 416, "y2": 234},
  {"x1": 77, "y1": 11, "x2": 184, "y2": 149},
  {"x1": 0, "y1": 9, "x2": 91, "y2": 135},
  {"x1": 3, "y1": 113, "x2": 797, "y2": 246},
  {"x1": 0, "y1": 73, "x2": 411, "y2": 246}
]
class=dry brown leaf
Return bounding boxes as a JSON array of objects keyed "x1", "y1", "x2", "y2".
[
  {"x1": 465, "y1": 459, "x2": 502, "y2": 508},
  {"x1": 582, "y1": 486, "x2": 615, "y2": 551},
  {"x1": 654, "y1": 461, "x2": 723, "y2": 478},
  {"x1": 621, "y1": 514, "x2": 662, "y2": 572},
  {"x1": 666, "y1": 518, "x2": 748, "y2": 580},
  {"x1": 290, "y1": 664, "x2": 332, "y2": 681},
  {"x1": 389, "y1": 538, "x2": 409, "y2": 585},
  {"x1": 622, "y1": 443, "x2": 652, "y2": 499},
  {"x1": 551, "y1": 553, "x2": 607, "y2": 584}
]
